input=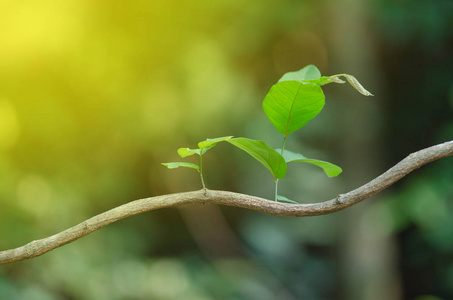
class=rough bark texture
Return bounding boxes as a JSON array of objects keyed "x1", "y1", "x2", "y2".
[{"x1": 1, "y1": 140, "x2": 452, "y2": 265}]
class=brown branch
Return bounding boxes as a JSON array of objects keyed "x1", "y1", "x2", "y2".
[{"x1": 1, "y1": 140, "x2": 452, "y2": 265}]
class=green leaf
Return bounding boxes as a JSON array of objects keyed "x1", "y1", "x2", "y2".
[
  {"x1": 176, "y1": 137, "x2": 232, "y2": 159},
  {"x1": 263, "y1": 81, "x2": 325, "y2": 136},
  {"x1": 277, "y1": 195, "x2": 299, "y2": 204},
  {"x1": 161, "y1": 162, "x2": 199, "y2": 170},
  {"x1": 228, "y1": 138, "x2": 287, "y2": 179},
  {"x1": 277, "y1": 149, "x2": 342, "y2": 177},
  {"x1": 177, "y1": 148, "x2": 201, "y2": 158},
  {"x1": 198, "y1": 136, "x2": 233, "y2": 149},
  {"x1": 278, "y1": 65, "x2": 321, "y2": 82}
]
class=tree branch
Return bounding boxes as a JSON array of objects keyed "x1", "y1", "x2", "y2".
[{"x1": 1, "y1": 140, "x2": 452, "y2": 265}]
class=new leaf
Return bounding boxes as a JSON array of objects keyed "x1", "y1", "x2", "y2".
[{"x1": 302, "y1": 74, "x2": 374, "y2": 96}]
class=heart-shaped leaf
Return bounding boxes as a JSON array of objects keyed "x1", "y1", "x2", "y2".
[
  {"x1": 228, "y1": 138, "x2": 287, "y2": 180},
  {"x1": 277, "y1": 149, "x2": 342, "y2": 177},
  {"x1": 278, "y1": 64, "x2": 321, "y2": 82},
  {"x1": 263, "y1": 81, "x2": 325, "y2": 136},
  {"x1": 198, "y1": 136, "x2": 233, "y2": 149},
  {"x1": 161, "y1": 162, "x2": 199, "y2": 170}
]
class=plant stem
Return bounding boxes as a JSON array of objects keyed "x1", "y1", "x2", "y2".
[
  {"x1": 281, "y1": 136, "x2": 287, "y2": 155},
  {"x1": 274, "y1": 178, "x2": 278, "y2": 202},
  {"x1": 274, "y1": 136, "x2": 288, "y2": 202},
  {"x1": 199, "y1": 154, "x2": 206, "y2": 189}
]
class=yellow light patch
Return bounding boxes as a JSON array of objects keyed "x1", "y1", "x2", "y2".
[{"x1": 0, "y1": 98, "x2": 20, "y2": 150}]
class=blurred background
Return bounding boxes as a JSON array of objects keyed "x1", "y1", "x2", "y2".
[{"x1": 1, "y1": 0, "x2": 452, "y2": 299}]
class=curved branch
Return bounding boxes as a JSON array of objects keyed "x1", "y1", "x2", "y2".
[{"x1": 1, "y1": 140, "x2": 452, "y2": 265}]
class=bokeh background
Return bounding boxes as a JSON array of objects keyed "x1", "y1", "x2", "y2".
[{"x1": 1, "y1": 0, "x2": 453, "y2": 299}]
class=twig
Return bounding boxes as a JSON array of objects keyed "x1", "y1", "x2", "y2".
[{"x1": 1, "y1": 140, "x2": 452, "y2": 265}]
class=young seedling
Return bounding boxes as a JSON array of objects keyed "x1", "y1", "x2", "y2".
[
  {"x1": 162, "y1": 64, "x2": 373, "y2": 203},
  {"x1": 261, "y1": 64, "x2": 373, "y2": 202},
  {"x1": 162, "y1": 136, "x2": 233, "y2": 190}
]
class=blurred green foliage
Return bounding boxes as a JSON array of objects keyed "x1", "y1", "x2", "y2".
[{"x1": 0, "y1": 0, "x2": 452, "y2": 299}]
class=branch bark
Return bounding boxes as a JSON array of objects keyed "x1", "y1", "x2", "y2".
[{"x1": 1, "y1": 140, "x2": 452, "y2": 265}]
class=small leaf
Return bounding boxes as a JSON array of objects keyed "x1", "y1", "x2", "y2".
[
  {"x1": 277, "y1": 149, "x2": 342, "y2": 177},
  {"x1": 177, "y1": 148, "x2": 201, "y2": 158},
  {"x1": 228, "y1": 138, "x2": 287, "y2": 179},
  {"x1": 161, "y1": 162, "x2": 199, "y2": 170},
  {"x1": 263, "y1": 81, "x2": 325, "y2": 136},
  {"x1": 277, "y1": 195, "x2": 299, "y2": 204},
  {"x1": 198, "y1": 136, "x2": 233, "y2": 149},
  {"x1": 301, "y1": 74, "x2": 373, "y2": 96},
  {"x1": 327, "y1": 74, "x2": 373, "y2": 96},
  {"x1": 328, "y1": 77, "x2": 346, "y2": 84},
  {"x1": 278, "y1": 65, "x2": 321, "y2": 82}
]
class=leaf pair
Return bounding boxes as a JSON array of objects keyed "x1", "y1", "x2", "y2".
[
  {"x1": 162, "y1": 136, "x2": 233, "y2": 171},
  {"x1": 227, "y1": 139, "x2": 342, "y2": 181},
  {"x1": 227, "y1": 138, "x2": 341, "y2": 204}
]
